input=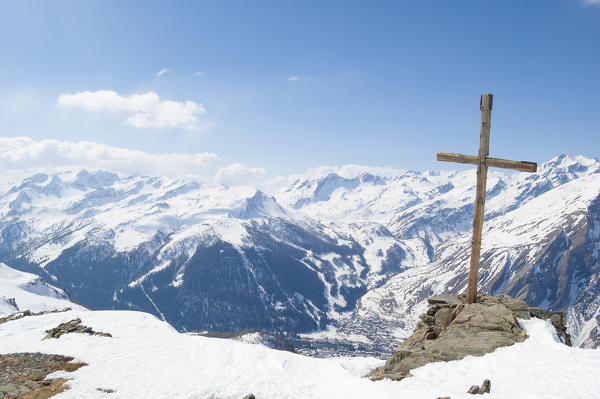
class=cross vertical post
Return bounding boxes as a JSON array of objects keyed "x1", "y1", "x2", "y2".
[
  {"x1": 466, "y1": 94, "x2": 493, "y2": 304},
  {"x1": 436, "y1": 94, "x2": 537, "y2": 305}
]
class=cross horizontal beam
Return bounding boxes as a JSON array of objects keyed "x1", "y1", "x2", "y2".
[{"x1": 437, "y1": 152, "x2": 537, "y2": 173}]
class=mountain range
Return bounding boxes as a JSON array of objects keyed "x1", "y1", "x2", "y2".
[{"x1": 1, "y1": 154, "x2": 598, "y2": 356}]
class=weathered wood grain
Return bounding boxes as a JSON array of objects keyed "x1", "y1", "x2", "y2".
[
  {"x1": 436, "y1": 94, "x2": 538, "y2": 304},
  {"x1": 437, "y1": 153, "x2": 537, "y2": 172}
]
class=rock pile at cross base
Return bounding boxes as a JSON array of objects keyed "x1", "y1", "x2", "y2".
[{"x1": 369, "y1": 294, "x2": 570, "y2": 381}]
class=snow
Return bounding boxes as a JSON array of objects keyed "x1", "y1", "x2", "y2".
[
  {"x1": 571, "y1": 306, "x2": 600, "y2": 348},
  {"x1": 299, "y1": 325, "x2": 372, "y2": 344},
  {"x1": 483, "y1": 174, "x2": 600, "y2": 250},
  {"x1": 0, "y1": 308, "x2": 599, "y2": 399},
  {"x1": 232, "y1": 331, "x2": 268, "y2": 345},
  {"x1": 128, "y1": 260, "x2": 171, "y2": 288},
  {"x1": 0, "y1": 263, "x2": 85, "y2": 315},
  {"x1": 0, "y1": 172, "x2": 269, "y2": 260}
]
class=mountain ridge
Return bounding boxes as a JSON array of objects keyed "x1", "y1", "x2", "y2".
[{"x1": 0, "y1": 154, "x2": 599, "y2": 355}]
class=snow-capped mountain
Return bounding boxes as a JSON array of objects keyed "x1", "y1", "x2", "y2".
[
  {"x1": 0, "y1": 154, "x2": 599, "y2": 355},
  {"x1": 0, "y1": 170, "x2": 397, "y2": 337}
]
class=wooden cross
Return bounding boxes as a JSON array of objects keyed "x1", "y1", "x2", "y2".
[{"x1": 437, "y1": 94, "x2": 537, "y2": 304}]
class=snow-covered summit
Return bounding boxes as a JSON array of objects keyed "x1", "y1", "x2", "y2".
[{"x1": 231, "y1": 190, "x2": 289, "y2": 219}]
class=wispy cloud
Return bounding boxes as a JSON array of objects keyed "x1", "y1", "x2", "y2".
[
  {"x1": 193, "y1": 71, "x2": 202, "y2": 77},
  {"x1": 0, "y1": 137, "x2": 276, "y2": 187},
  {"x1": 215, "y1": 162, "x2": 267, "y2": 186},
  {"x1": 287, "y1": 75, "x2": 311, "y2": 82},
  {"x1": 155, "y1": 68, "x2": 170, "y2": 77},
  {"x1": 0, "y1": 136, "x2": 220, "y2": 180},
  {"x1": 57, "y1": 90, "x2": 207, "y2": 131},
  {"x1": 582, "y1": 0, "x2": 600, "y2": 4}
]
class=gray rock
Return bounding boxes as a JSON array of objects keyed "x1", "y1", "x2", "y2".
[
  {"x1": 0, "y1": 383, "x2": 20, "y2": 396},
  {"x1": 0, "y1": 352, "x2": 87, "y2": 397},
  {"x1": 427, "y1": 306, "x2": 440, "y2": 315},
  {"x1": 0, "y1": 307, "x2": 73, "y2": 327},
  {"x1": 369, "y1": 293, "x2": 570, "y2": 381},
  {"x1": 385, "y1": 373, "x2": 406, "y2": 381},
  {"x1": 433, "y1": 307, "x2": 453, "y2": 335},
  {"x1": 480, "y1": 379, "x2": 491, "y2": 393},
  {"x1": 97, "y1": 387, "x2": 116, "y2": 393},
  {"x1": 44, "y1": 318, "x2": 112, "y2": 339},
  {"x1": 468, "y1": 385, "x2": 480, "y2": 394},
  {"x1": 419, "y1": 313, "x2": 435, "y2": 323},
  {"x1": 428, "y1": 294, "x2": 464, "y2": 307},
  {"x1": 242, "y1": 394, "x2": 256, "y2": 399},
  {"x1": 23, "y1": 380, "x2": 40, "y2": 391}
]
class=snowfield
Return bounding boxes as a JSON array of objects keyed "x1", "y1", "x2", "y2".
[
  {"x1": 1, "y1": 308, "x2": 599, "y2": 399},
  {"x1": 0, "y1": 263, "x2": 85, "y2": 315}
]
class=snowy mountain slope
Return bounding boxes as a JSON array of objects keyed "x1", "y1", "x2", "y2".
[
  {"x1": 0, "y1": 155, "x2": 599, "y2": 354},
  {"x1": 276, "y1": 155, "x2": 600, "y2": 245},
  {"x1": 0, "y1": 263, "x2": 83, "y2": 315},
  {"x1": 0, "y1": 308, "x2": 598, "y2": 399},
  {"x1": 274, "y1": 155, "x2": 600, "y2": 352},
  {"x1": 339, "y1": 168, "x2": 600, "y2": 351},
  {"x1": 0, "y1": 170, "x2": 415, "y2": 337}
]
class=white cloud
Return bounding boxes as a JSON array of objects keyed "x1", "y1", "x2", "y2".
[
  {"x1": 583, "y1": 0, "x2": 600, "y2": 4},
  {"x1": 193, "y1": 71, "x2": 202, "y2": 77},
  {"x1": 155, "y1": 68, "x2": 170, "y2": 77},
  {"x1": 57, "y1": 90, "x2": 206, "y2": 131},
  {"x1": 287, "y1": 75, "x2": 311, "y2": 82},
  {"x1": 215, "y1": 163, "x2": 267, "y2": 186},
  {"x1": 0, "y1": 136, "x2": 220, "y2": 182}
]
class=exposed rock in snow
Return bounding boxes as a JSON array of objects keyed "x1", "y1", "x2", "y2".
[
  {"x1": 43, "y1": 318, "x2": 112, "y2": 339},
  {"x1": 369, "y1": 294, "x2": 570, "y2": 382},
  {"x1": 0, "y1": 352, "x2": 87, "y2": 398}
]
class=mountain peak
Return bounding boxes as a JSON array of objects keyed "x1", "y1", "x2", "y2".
[
  {"x1": 538, "y1": 154, "x2": 600, "y2": 181},
  {"x1": 359, "y1": 172, "x2": 385, "y2": 185},
  {"x1": 231, "y1": 190, "x2": 288, "y2": 219},
  {"x1": 72, "y1": 170, "x2": 120, "y2": 190}
]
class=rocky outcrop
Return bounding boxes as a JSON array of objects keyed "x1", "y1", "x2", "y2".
[
  {"x1": 0, "y1": 353, "x2": 87, "y2": 398},
  {"x1": 0, "y1": 308, "x2": 71, "y2": 326},
  {"x1": 43, "y1": 318, "x2": 112, "y2": 339},
  {"x1": 467, "y1": 379, "x2": 491, "y2": 395},
  {"x1": 370, "y1": 294, "x2": 570, "y2": 381}
]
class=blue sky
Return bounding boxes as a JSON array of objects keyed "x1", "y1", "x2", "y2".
[{"x1": 0, "y1": 0, "x2": 598, "y2": 179}]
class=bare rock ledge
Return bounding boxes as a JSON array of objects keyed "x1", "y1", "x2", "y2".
[{"x1": 369, "y1": 294, "x2": 570, "y2": 381}]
